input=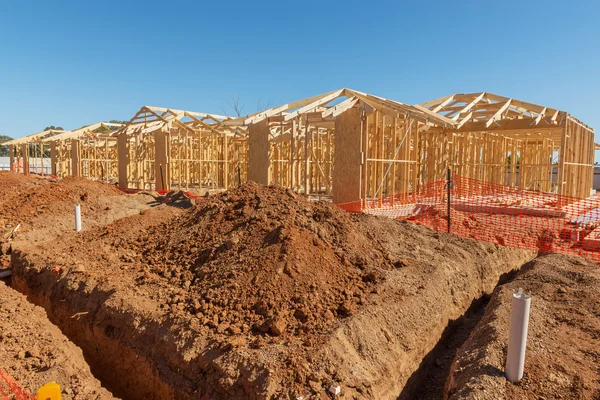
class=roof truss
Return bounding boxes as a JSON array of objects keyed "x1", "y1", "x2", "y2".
[{"x1": 418, "y1": 92, "x2": 574, "y2": 132}]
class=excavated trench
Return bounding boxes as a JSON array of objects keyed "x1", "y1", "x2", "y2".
[
  {"x1": 401, "y1": 265, "x2": 532, "y2": 400},
  {"x1": 8, "y1": 246, "x2": 539, "y2": 399}
]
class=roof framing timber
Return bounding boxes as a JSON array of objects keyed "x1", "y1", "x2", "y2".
[{"x1": 418, "y1": 92, "x2": 591, "y2": 132}]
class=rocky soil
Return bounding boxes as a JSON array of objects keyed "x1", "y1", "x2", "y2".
[{"x1": 11, "y1": 181, "x2": 534, "y2": 399}]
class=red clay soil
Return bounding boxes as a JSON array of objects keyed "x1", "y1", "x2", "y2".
[
  {"x1": 0, "y1": 282, "x2": 116, "y2": 399},
  {"x1": 0, "y1": 172, "x2": 47, "y2": 203},
  {"x1": 0, "y1": 176, "x2": 124, "y2": 221},
  {"x1": 10, "y1": 181, "x2": 535, "y2": 399},
  {"x1": 0, "y1": 175, "x2": 159, "y2": 247},
  {"x1": 445, "y1": 253, "x2": 600, "y2": 399}
]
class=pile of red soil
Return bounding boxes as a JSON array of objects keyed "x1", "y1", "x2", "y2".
[
  {"x1": 125, "y1": 181, "x2": 399, "y2": 342},
  {"x1": 0, "y1": 176, "x2": 123, "y2": 226},
  {"x1": 0, "y1": 172, "x2": 46, "y2": 203},
  {"x1": 446, "y1": 253, "x2": 600, "y2": 399},
  {"x1": 12, "y1": 181, "x2": 537, "y2": 398}
]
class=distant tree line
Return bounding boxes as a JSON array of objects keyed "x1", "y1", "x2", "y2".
[{"x1": 0, "y1": 135, "x2": 13, "y2": 157}]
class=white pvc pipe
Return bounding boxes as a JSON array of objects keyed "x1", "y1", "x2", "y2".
[
  {"x1": 74, "y1": 204, "x2": 82, "y2": 232},
  {"x1": 505, "y1": 288, "x2": 531, "y2": 382},
  {"x1": 0, "y1": 270, "x2": 12, "y2": 279}
]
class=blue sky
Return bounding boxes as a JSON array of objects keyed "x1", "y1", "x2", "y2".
[{"x1": 0, "y1": 0, "x2": 598, "y2": 142}]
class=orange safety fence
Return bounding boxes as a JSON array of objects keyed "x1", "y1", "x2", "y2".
[
  {"x1": 337, "y1": 173, "x2": 600, "y2": 262},
  {"x1": 0, "y1": 370, "x2": 35, "y2": 400}
]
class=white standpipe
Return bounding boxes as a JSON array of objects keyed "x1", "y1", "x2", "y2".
[
  {"x1": 505, "y1": 288, "x2": 531, "y2": 382},
  {"x1": 74, "y1": 204, "x2": 82, "y2": 232}
]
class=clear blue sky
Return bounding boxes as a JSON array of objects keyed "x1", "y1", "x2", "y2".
[{"x1": 1, "y1": 0, "x2": 598, "y2": 143}]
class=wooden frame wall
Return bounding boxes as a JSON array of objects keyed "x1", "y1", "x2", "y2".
[
  {"x1": 114, "y1": 107, "x2": 247, "y2": 192},
  {"x1": 420, "y1": 93, "x2": 596, "y2": 200},
  {"x1": 263, "y1": 117, "x2": 334, "y2": 197},
  {"x1": 362, "y1": 111, "x2": 421, "y2": 206}
]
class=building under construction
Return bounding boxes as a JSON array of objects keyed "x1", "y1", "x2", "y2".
[{"x1": 3, "y1": 88, "x2": 596, "y2": 203}]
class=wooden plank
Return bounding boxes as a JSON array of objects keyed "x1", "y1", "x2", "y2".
[
  {"x1": 452, "y1": 92, "x2": 486, "y2": 121},
  {"x1": 70, "y1": 140, "x2": 80, "y2": 177},
  {"x1": 248, "y1": 120, "x2": 270, "y2": 185},
  {"x1": 332, "y1": 106, "x2": 362, "y2": 204},
  {"x1": 485, "y1": 99, "x2": 512, "y2": 127},
  {"x1": 154, "y1": 130, "x2": 168, "y2": 191}
]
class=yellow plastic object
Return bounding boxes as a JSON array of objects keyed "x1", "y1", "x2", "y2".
[{"x1": 36, "y1": 382, "x2": 61, "y2": 400}]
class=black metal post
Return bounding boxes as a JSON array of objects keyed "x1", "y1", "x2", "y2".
[
  {"x1": 160, "y1": 164, "x2": 165, "y2": 191},
  {"x1": 447, "y1": 167, "x2": 451, "y2": 234}
]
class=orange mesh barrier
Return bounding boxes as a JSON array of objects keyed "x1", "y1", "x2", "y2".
[
  {"x1": 0, "y1": 370, "x2": 35, "y2": 400},
  {"x1": 337, "y1": 174, "x2": 600, "y2": 262}
]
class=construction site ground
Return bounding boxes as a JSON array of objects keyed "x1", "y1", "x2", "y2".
[
  {"x1": 446, "y1": 253, "x2": 600, "y2": 399},
  {"x1": 0, "y1": 281, "x2": 115, "y2": 399},
  {"x1": 1, "y1": 171, "x2": 599, "y2": 399}
]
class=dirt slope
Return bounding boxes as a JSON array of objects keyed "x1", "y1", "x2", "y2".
[
  {"x1": 10, "y1": 182, "x2": 535, "y2": 399},
  {"x1": 0, "y1": 175, "x2": 157, "y2": 247},
  {"x1": 0, "y1": 282, "x2": 116, "y2": 399},
  {"x1": 445, "y1": 253, "x2": 600, "y2": 399}
]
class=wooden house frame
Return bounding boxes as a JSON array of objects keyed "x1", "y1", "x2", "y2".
[
  {"x1": 111, "y1": 106, "x2": 247, "y2": 191},
  {"x1": 3, "y1": 129, "x2": 66, "y2": 175},
  {"x1": 420, "y1": 92, "x2": 595, "y2": 198},
  {"x1": 1, "y1": 90, "x2": 594, "y2": 205},
  {"x1": 42, "y1": 122, "x2": 123, "y2": 180},
  {"x1": 225, "y1": 88, "x2": 456, "y2": 204}
]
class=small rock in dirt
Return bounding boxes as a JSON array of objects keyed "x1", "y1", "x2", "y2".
[
  {"x1": 71, "y1": 264, "x2": 86, "y2": 273},
  {"x1": 264, "y1": 315, "x2": 287, "y2": 336},
  {"x1": 227, "y1": 325, "x2": 242, "y2": 335},
  {"x1": 337, "y1": 301, "x2": 355, "y2": 317},
  {"x1": 254, "y1": 299, "x2": 269, "y2": 316},
  {"x1": 252, "y1": 336, "x2": 266, "y2": 349},
  {"x1": 362, "y1": 270, "x2": 379, "y2": 283},
  {"x1": 294, "y1": 308, "x2": 308, "y2": 321},
  {"x1": 324, "y1": 309, "x2": 335, "y2": 321},
  {"x1": 227, "y1": 336, "x2": 246, "y2": 348},
  {"x1": 557, "y1": 287, "x2": 567, "y2": 294},
  {"x1": 308, "y1": 379, "x2": 322, "y2": 393},
  {"x1": 394, "y1": 259, "x2": 409, "y2": 268},
  {"x1": 217, "y1": 322, "x2": 230, "y2": 334}
]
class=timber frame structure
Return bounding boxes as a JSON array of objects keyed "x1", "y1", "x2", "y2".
[
  {"x1": 111, "y1": 106, "x2": 247, "y2": 191},
  {"x1": 42, "y1": 122, "x2": 123, "y2": 180},
  {"x1": 420, "y1": 92, "x2": 595, "y2": 199},
  {"x1": 225, "y1": 88, "x2": 456, "y2": 204},
  {"x1": 4, "y1": 129, "x2": 67, "y2": 175},
  {"x1": 1, "y1": 89, "x2": 595, "y2": 203}
]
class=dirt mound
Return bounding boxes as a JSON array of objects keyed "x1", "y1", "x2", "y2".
[
  {"x1": 10, "y1": 181, "x2": 535, "y2": 399},
  {"x1": 445, "y1": 253, "x2": 600, "y2": 399},
  {"x1": 0, "y1": 176, "x2": 123, "y2": 225},
  {"x1": 0, "y1": 176, "x2": 156, "y2": 247},
  {"x1": 0, "y1": 282, "x2": 115, "y2": 399},
  {"x1": 0, "y1": 172, "x2": 47, "y2": 203},
  {"x1": 126, "y1": 181, "x2": 396, "y2": 341}
]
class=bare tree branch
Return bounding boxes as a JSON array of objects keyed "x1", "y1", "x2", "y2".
[{"x1": 256, "y1": 99, "x2": 271, "y2": 113}]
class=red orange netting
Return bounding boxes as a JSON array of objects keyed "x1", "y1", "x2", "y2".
[
  {"x1": 337, "y1": 174, "x2": 600, "y2": 262},
  {"x1": 0, "y1": 370, "x2": 35, "y2": 400}
]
